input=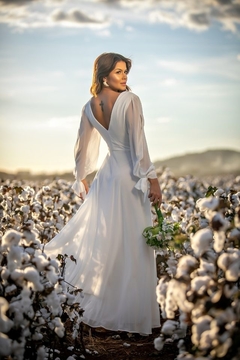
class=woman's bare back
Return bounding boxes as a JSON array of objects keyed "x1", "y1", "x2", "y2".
[{"x1": 90, "y1": 91, "x2": 122, "y2": 130}]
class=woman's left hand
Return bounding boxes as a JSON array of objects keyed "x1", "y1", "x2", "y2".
[
  {"x1": 80, "y1": 179, "x2": 89, "y2": 199},
  {"x1": 148, "y1": 178, "x2": 162, "y2": 207}
]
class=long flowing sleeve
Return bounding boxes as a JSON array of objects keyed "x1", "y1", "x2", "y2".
[
  {"x1": 126, "y1": 94, "x2": 157, "y2": 201},
  {"x1": 72, "y1": 105, "x2": 101, "y2": 198}
]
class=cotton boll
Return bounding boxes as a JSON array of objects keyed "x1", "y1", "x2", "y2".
[
  {"x1": 23, "y1": 266, "x2": 44, "y2": 291},
  {"x1": 199, "y1": 326, "x2": 219, "y2": 351},
  {"x1": 214, "y1": 188, "x2": 225, "y2": 197},
  {"x1": 190, "y1": 229, "x2": 212, "y2": 258},
  {"x1": 154, "y1": 336, "x2": 164, "y2": 351},
  {"x1": 12, "y1": 338, "x2": 26, "y2": 360},
  {"x1": 40, "y1": 308, "x2": 50, "y2": 320},
  {"x1": 210, "y1": 338, "x2": 232, "y2": 358},
  {"x1": 22, "y1": 229, "x2": 37, "y2": 246},
  {"x1": 21, "y1": 251, "x2": 30, "y2": 264},
  {"x1": 32, "y1": 201, "x2": 42, "y2": 214},
  {"x1": 7, "y1": 246, "x2": 23, "y2": 272},
  {"x1": 11, "y1": 269, "x2": 24, "y2": 286},
  {"x1": 32, "y1": 255, "x2": 50, "y2": 272},
  {"x1": 66, "y1": 293, "x2": 75, "y2": 305},
  {"x1": 207, "y1": 286, "x2": 222, "y2": 304},
  {"x1": 5, "y1": 284, "x2": 17, "y2": 296},
  {"x1": 49, "y1": 258, "x2": 60, "y2": 271},
  {"x1": 214, "y1": 307, "x2": 236, "y2": 326},
  {"x1": 165, "y1": 279, "x2": 193, "y2": 318},
  {"x1": 171, "y1": 208, "x2": 179, "y2": 222},
  {"x1": 37, "y1": 346, "x2": 48, "y2": 360},
  {"x1": 42, "y1": 186, "x2": 51, "y2": 194},
  {"x1": 32, "y1": 331, "x2": 43, "y2": 341},
  {"x1": 217, "y1": 250, "x2": 240, "y2": 281},
  {"x1": 175, "y1": 312, "x2": 187, "y2": 339},
  {"x1": 161, "y1": 320, "x2": 179, "y2": 336},
  {"x1": 0, "y1": 333, "x2": 12, "y2": 357},
  {"x1": 55, "y1": 222, "x2": 62, "y2": 231},
  {"x1": 25, "y1": 247, "x2": 35, "y2": 255},
  {"x1": 198, "y1": 259, "x2": 216, "y2": 277},
  {"x1": 224, "y1": 283, "x2": 238, "y2": 298},
  {"x1": 51, "y1": 317, "x2": 65, "y2": 338},
  {"x1": 228, "y1": 192, "x2": 240, "y2": 207},
  {"x1": 45, "y1": 265, "x2": 59, "y2": 285},
  {"x1": 225, "y1": 261, "x2": 240, "y2": 282},
  {"x1": 191, "y1": 315, "x2": 212, "y2": 346},
  {"x1": 165, "y1": 284, "x2": 178, "y2": 319},
  {"x1": 211, "y1": 213, "x2": 230, "y2": 232},
  {"x1": 24, "y1": 219, "x2": 35, "y2": 230},
  {"x1": 43, "y1": 198, "x2": 53, "y2": 209},
  {"x1": 191, "y1": 276, "x2": 211, "y2": 295},
  {"x1": 166, "y1": 255, "x2": 177, "y2": 277},
  {"x1": 45, "y1": 291, "x2": 62, "y2": 316},
  {"x1": 197, "y1": 197, "x2": 219, "y2": 212},
  {"x1": 20, "y1": 205, "x2": 30, "y2": 214},
  {"x1": 2, "y1": 229, "x2": 21, "y2": 249},
  {"x1": 175, "y1": 255, "x2": 198, "y2": 279},
  {"x1": 234, "y1": 207, "x2": 240, "y2": 228},
  {"x1": 229, "y1": 228, "x2": 240, "y2": 243},
  {"x1": 1, "y1": 267, "x2": 10, "y2": 284},
  {"x1": 54, "y1": 200, "x2": 63, "y2": 210},
  {"x1": 0, "y1": 297, "x2": 13, "y2": 333}
]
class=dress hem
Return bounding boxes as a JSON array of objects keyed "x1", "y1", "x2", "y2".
[{"x1": 81, "y1": 320, "x2": 161, "y2": 336}]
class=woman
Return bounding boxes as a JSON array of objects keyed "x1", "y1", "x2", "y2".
[{"x1": 45, "y1": 52, "x2": 162, "y2": 335}]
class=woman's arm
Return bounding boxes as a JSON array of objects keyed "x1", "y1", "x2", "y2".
[
  {"x1": 126, "y1": 93, "x2": 162, "y2": 206},
  {"x1": 148, "y1": 178, "x2": 162, "y2": 207}
]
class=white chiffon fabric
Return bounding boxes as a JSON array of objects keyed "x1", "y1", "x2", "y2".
[{"x1": 45, "y1": 91, "x2": 160, "y2": 335}]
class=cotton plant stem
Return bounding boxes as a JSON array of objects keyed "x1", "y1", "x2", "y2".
[{"x1": 154, "y1": 204, "x2": 164, "y2": 228}]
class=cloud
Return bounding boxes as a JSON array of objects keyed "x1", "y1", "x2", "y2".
[
  {"x1": 0, "y1": 0, "x2": 239, "y2": 33},
  {"x1": 0, "y1": 0, "x2": 39, "y2": 6},
  {"x1": 107, "y1": 0, "x2": 240, "y2": 33},
  {"x1": 51, "y1": 8, "x2": 103, "y2": 25},
  {"x1": 0, "y1": 1, "x2": 109, "y2": 30},
  {"x1": 148, "y1": 0, "x2": 240, "y2": 32}
]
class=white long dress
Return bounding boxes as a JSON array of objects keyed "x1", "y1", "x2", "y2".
[{"x1": 45, "y1": 91, "x2": 160, "y2": 335}]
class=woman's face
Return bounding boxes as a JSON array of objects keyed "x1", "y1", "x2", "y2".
[{"x1": 105, "y1": 61, "x2": 128, "y2": 92}]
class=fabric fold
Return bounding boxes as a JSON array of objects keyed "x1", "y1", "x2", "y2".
[{"x1": 135, "y1": 177, "x2": 149, "y2": 202}]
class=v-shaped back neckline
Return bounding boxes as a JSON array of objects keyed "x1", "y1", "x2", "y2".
[{"x1": 88, "y1": 91, "x2": 126, "y2": 131}]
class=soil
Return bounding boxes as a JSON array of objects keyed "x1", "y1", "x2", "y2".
[{"x1": 81, "y1": 326, "x2": 179, "y2": 360}]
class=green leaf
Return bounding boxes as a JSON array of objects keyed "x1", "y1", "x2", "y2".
[{"x1": 205, "y1": 185, "x2": 218, "y2": 198}]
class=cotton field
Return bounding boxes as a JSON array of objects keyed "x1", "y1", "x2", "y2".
[{"x1": 0, "y1": 169, "x2": 239, "y2": 359}]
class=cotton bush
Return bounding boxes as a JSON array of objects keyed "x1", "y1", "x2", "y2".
[
  {"x1": 154, "y1": 171, "x2": 240, "y2": 359},
  {"x1": 0, "y1": 180, "x2": 84, "y2": 359}
]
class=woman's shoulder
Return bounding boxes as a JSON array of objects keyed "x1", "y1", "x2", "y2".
[{"x1": 121, "y1": 91, "x2": 141, "y2": 105}]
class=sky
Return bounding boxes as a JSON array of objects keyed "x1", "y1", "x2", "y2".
[{"x1": 0, "y1": 0, "x2": 240, "y2": 175}]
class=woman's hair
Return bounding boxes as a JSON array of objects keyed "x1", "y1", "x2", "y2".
[{"x1": 90, "y1": 52, "x2": 132, "y2": 96}]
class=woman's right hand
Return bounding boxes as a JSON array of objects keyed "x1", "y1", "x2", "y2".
[{"x1": 148, "y1": 178, "x2": 162, "y2": 207}]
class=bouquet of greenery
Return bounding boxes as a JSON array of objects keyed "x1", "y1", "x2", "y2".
[{"x1": 142, "y1": 205, "x2": 184, "y2": 250}]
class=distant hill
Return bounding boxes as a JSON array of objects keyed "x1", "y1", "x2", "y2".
[
  {"x1": 0, "y1": 149, "x2": 239, "y2": 181},
  {"x1": 154, "y1": 149, "x2": 240, "y2": 177}
]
